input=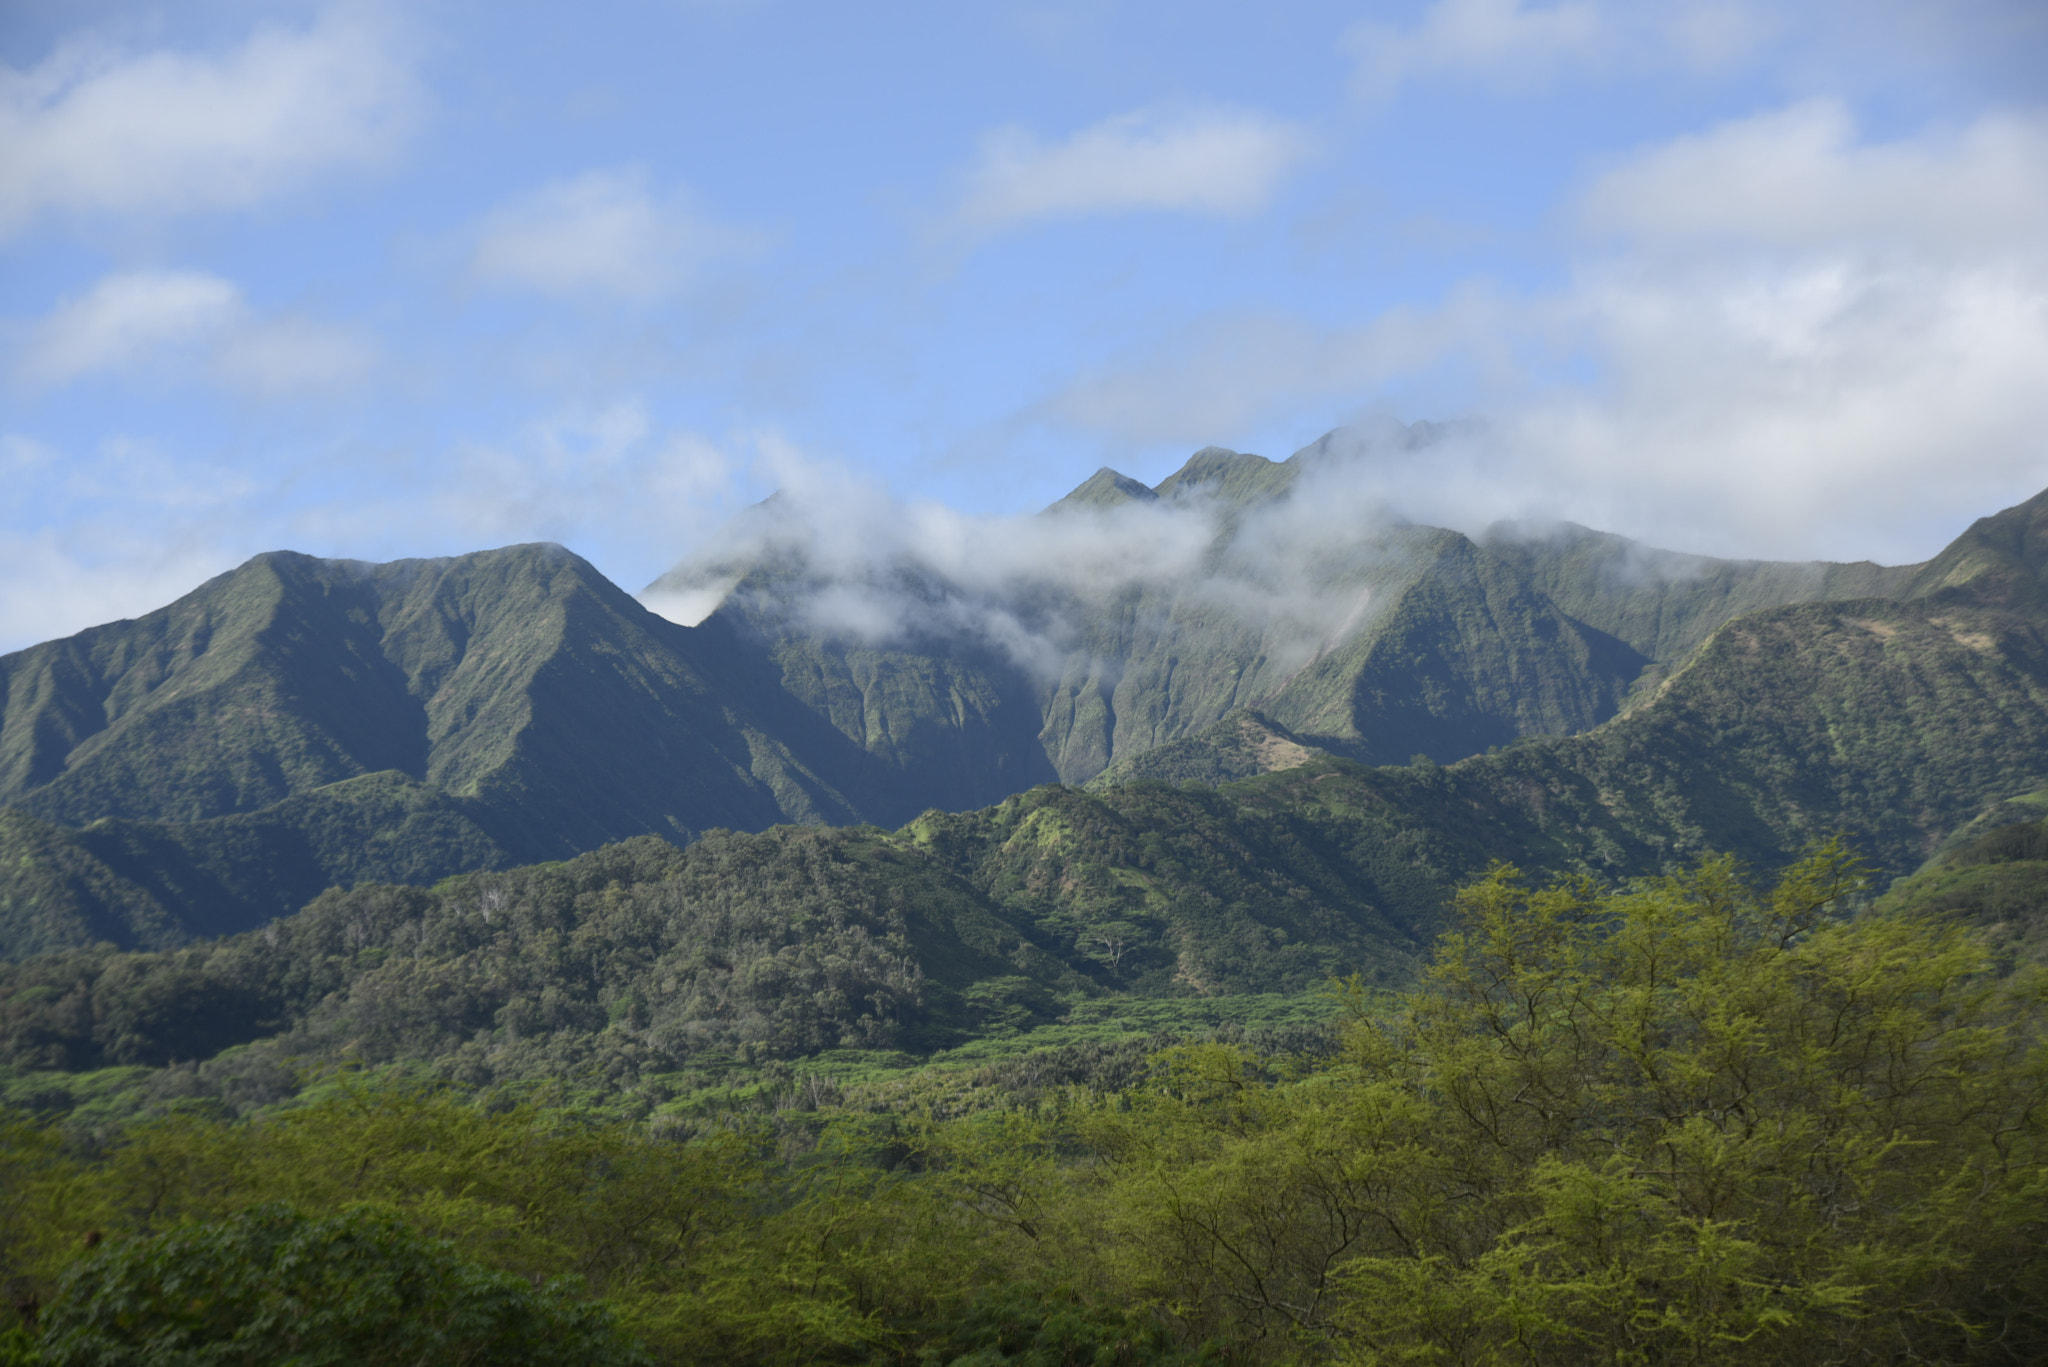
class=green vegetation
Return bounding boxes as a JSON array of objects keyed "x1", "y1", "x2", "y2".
[
  {"x1": 1877, "y1": 810, "x2": 2048, "y2": 969},
  {"x1": 4, "y1": 455, "x2": 2048, "y2": 1358},
  {"x1": 31, "y1": 1204, "x2": 648, "y2": 1366},
  {"x1": 0, "y1": 780, "x2": 1432, "y2": 1122},
  {"x1": 15, "y1": 443, "x2": 2004, "y2": 955},
  {"x1": 1, "y1": 847, "x2": 2040, "y2": 1363}
]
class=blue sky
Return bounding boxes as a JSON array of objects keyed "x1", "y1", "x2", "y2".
[{"x1": 3, "y1": 0, "x2": 2045, "y2": 651}]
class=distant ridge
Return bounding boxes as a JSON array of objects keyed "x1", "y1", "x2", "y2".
[{"x1": 8, "y1": 429, "x2": 2045, "y2": 955}]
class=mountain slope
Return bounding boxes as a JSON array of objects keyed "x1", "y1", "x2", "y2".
[
  {"x1": 0, "y1": 544, "x2": 876, "y2": 842},
  {"x1": 1482, "y1": 521, "x2": 1917, "y2": 666},
  {"x1": 1118, "y1": 491, "x2": 2048, "y2": 884},
  {"x1": 0, "y1": 545, "x2": 917, "y2": 947},
  {"x1": 683, "y1": 434, "x2": 1684, "y2": 796},
  {"x1": 0, "y1": 772, "x2": 509, "y2": 958},
  {"x1": 5, "y1": 443, "x2": 2038, "y2": 956}
]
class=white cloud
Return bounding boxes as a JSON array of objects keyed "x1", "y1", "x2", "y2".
[
  {"x1": 0, "y1": 530, "x2": 243, "y2": 654},
  {"x1": 212, "y1": 313, "x2": 378, "y2": 396},
  {"x1": 0, "y1": 431, "x2": 257, "y2": 650},
  {"x1": 0, "y1": 6, "x2": 420, "y2": 237},
  {"x1": 288, "y1": 402, "x2": 758, "y2": 583},
  {"x1": 1030, "y1": 292, "x2": 1507, "y2": 450},
  {"x1": 8, "y1": 268, "x2": 375, "y2": 395},
  {"x1": 0, "y1": 407, "x2": 763, "y2": 654},
  {"x1": 17, "y1": 270, "x2": 240, "y2": 387},
  {"x1": 469, "y1": 167, "x2": 757, "y2": 304},
  {"x1": 1346, "y1": 0, "x2": 1768, "y2": 99},
  {"x1": 1025, "y1": 103, "x2": 2048, "y2": 563},
  {"x1": 950, "y1": 104, "x2": 1313, "y2": 235},
  {"x1": 1579, "y1": 99, "x2": 2048, "y2": 253}
]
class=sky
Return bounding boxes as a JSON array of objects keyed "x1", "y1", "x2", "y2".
[{"x1": 3, "y1": 0, "x2": 2046, "y2": 653}]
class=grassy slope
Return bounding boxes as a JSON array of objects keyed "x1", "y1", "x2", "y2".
[
  {"x1": 0, "y1": 544, "x2": 875, "y2": 839},
  {"x1": 1875, "y1": 806, "x2": 2048, "y2": 968},
  {"x1": 709, "y1": 444, "x2": 1666, "y2": 801},
  {"x1": 0, "y1": 773, "x2": 512, "y2": 958},
  {"x1": 696, "y1": 436, "x2": 1939, "y2": 815},
  {"x1": 1484, "y1": 521, "x2": 1920, "y2": 666},
  {"x1": 7, "y1": 468, "x2": 2044, "y2": 960}
]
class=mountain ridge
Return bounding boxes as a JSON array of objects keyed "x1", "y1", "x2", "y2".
[{"x1": 4, "y1": 432, "x2": 2041, "y2": 955}]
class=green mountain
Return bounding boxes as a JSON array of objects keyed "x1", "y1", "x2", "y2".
[
  {"x1": 671, "y1": 426, "x2": 1922, "y2": 795},
  {"x1": 1118, "y1": 489, "x2": 2048, "y2": 882},
  {"x1": 8, "y1": 485, "x2": 2048, "y2": 1105},
  {"x1": 0, "y1": 545, "x2": 900, "y2": 954},
  {"x1": 0, "y1": 543, "x2": 874, "y2": 837},
  {"x1": 0, "y1": 775, "x2": 1437, "y2": 1090},
  {"x1": 5, "y1": 431, "x2": 2045, "y2": 957}
]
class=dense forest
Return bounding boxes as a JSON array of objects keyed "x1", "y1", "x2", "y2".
[
  {"x1": 5, "y1": 472, "x2": 2048, "y2": 1361},
  {"x1": 3, "y1": 844, "x2": 2044, "y2": 1364}
]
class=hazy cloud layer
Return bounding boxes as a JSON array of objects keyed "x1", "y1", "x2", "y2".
[
  {"x1": 0, "y1": 406, "x2": 761, "y2": 654},
  {"x1": 469, "y1": 167, "x2": 759, "y2": 305},
  {"x1": 646, "y1": 435, "x2": 1438, "y2": 682},
  {"x1": 1027, "y1": 102, "x2": 2048, "y2": 562},
  {"x1": 1346, "y1": 0, "x2": 1767, "y2": 99},
  {"x1": 0, "y1": 6, "x2": 421, "y2": 237},
  {"x1": 1578, "y1": 99, "x2": 2048, "y2": 252},
  {"x1": 950, "y1": 104, "x2": 1313, "y2": 236},
  {"x1": 6, "y1": 269, "x2": 376, "y2": 395},
  {"x1": 0, "y1": 430, "x2": 257, "y2": 650}
]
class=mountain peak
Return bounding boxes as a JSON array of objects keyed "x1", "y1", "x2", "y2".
[
  {"x1": 1153, "y1": 446, "x2": 1297, "y2": 507},
  {"x1": 1048, "y1": 467, "x2": 1160, "y2": 512},
  {"x1": 1905, "y1": 485, "x2": 2048, "y2": 604}
]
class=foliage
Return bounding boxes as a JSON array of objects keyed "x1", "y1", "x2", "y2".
[
  {"x1": 0, "y1": 792, "x2": 1419, "y2": 1114},
  {"x1": 1876, "y1": 814, "x2": 2048, "y2": 969},
  {"x1": 35, "y1": 1202, "x2": 648, "y2": 1366},
  {"x1": 0, "y1": 846, "x2": 2040, "y2": 1364},
  {"x1": 1082, "y1": 843, "x2": 2048, "y2": 1362}
]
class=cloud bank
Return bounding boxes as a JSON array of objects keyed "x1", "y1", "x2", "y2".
[
  {"x1": 0, "y1": 404, "x2": 761, "y2": 655},
  {"x1": 1025, "y1": 101, "x2": 2048, "y2": 563},
  {"x1": 7, "y1": 269, "x2": 375, "y2": 395},
  {"x1": 1346, "y1": 0, "x2": 1766, "y2": 99},
  {"x1": 0, "y1": 6, "x2": 421, "y2": 237},
  {"x1": 644, "y1": 431, "x2": 1459, "y2": 686},
  {"x1": 469, "y1": 167, "x2": 759, "y2": 305},
  {"x1": 950, "y1": 104, "x2": 1313, "y2": 236}
]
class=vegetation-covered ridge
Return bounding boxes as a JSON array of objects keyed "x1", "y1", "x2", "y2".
[
  {"x1": 1875, "y1": 801, "x2": 2048, "y2": 971},
  {"x1": 0, "y1": 773, "x2": 1447, "y2": 1122},
  {"x1": 9, "y1": 433, "x2": 2013, "y2": 955},
  {"x1": 3, "y1": 845, "x2": 2042, "y2": 1364}
]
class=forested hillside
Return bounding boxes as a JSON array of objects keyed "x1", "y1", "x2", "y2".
[
  {"x1": 4, "y1": 471, "x2": 2048, "y2": 1364},
  {"x1": 4, "y1": 849, "x2": 2042, "y2": 1363},
  {"x1": 5, "y1": 430, "x2": 2013, "y2": 954}
]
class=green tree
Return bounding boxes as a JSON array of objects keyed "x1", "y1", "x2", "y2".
[
  {"x1": 1078, "y1": 844, "x2": 2048, "y2": 1362},
  {"x1": 33, "y1": 1202, "x2": 648, "y2": 1366},
  {"x1": 1332, "y1": 846, "x2": 2048, "y2": 1363}
]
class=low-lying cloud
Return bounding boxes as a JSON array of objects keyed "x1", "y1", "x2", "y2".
[
  {"x1": 1022, "y1": 101, "x2": 2048, "y2": 564},
  {"x1": 1345, "y1": 0, "x2": 1766, "y2": 101},
  {"x1": 643, "y1": 430, "x2": 1446, "y2": 684}
]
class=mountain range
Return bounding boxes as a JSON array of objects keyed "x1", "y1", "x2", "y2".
[{"x1": 4, "y1": 424, "x2": 2047, "y2": 963}]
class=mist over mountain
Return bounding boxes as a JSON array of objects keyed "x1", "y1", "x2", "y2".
[
  {"x1": 651, "y1": 421, "x2": 1926, "y2": 786},
  {"x1": 4, "y1": 425, "x2": 2046, "y2": 960}
]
